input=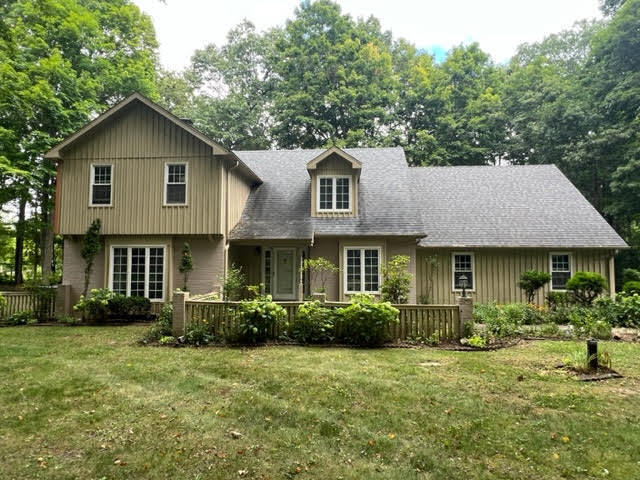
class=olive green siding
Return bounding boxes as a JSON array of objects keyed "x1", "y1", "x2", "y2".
[
  {"x1": 58, "y1": 102, "x2": 225, "y2": 235},
  {"x1": 226, "y1": 168, "x2": 253, "y2": 236},
  {"x1": 416, "y1": 248, "x2": 614, "y2": 305},
  {"x1": 310, "y1": 154, "x2": 359, "y2": 217}
]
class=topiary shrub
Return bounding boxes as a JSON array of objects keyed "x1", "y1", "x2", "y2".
[
  {"x1": 290, "y1": 301, "x2": 335, "y2": 344},
  {"x1": 517, "y1": 270, "x2": 551, "y2": 303},
  {"x1": 336, "y1": 294, "x2": 399, "y2": 346},
  {"x1": 233, "y1": 295, "x2": 286, "y2": 344},
  {"x1": 381, "y1": 255, "x2": 412, "y2": 304},
  {"x1": 566, "y1": 272, "x2": 608, "y2": 306}
]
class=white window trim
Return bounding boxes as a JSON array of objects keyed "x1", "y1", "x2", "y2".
[
  {"x1": 549, "y1": 252, "x2": 572, "y2": 291},
  {"x1": 317, "y1": 175, "x2": 351, "y2": 212},
  {"x1": 108, "y1": 245, "x2": 166, "y2": 302},
  {"x1": 343, "y1": 246, "x2": 382, "y2": 294},
  {"x1": 261, "y1": 247, "x2": 272, "y2": 296},
  {"x1": 451, "y1": 252, "x2": 475, "y2": 292},
  {"x1": 89, "y1": 163, "x2": 113, "y2": 207},
  {"x1": 164, "y1": 162, "x2": 188, "y2": 206}
]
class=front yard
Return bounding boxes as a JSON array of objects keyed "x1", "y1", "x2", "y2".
[{"x1": 1, "y1": 326, "x2": 639, "y2": 479}]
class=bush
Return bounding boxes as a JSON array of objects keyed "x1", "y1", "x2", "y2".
[
  {"x1": 141, "y1": 303, "x2": 173, "y2": 343},
  {"x1": 6, "y1": 311, "x2": 37, "y2": 326},
  {"x1": 612, "y1": 293, "x2": 640, "y2": 328},
  {"x1": 73, "y1": 288, "x2": 113, "y2": 322},
  {"x1": 546, "y1": 291, "x2": 569, "y2": 310},
  {"x1": 381, "y1": 255, "x2": 412, "y2": 304},
  {"x1": 336, "y1": 294, "x2": 399, "y2": 346},
  {"x1": 539, "y1": 323, "x2": 561, "y2": 337},
  {"x1": 568, "y1": 307, "x2": 611, "y2": 339},
  {"x1": 472, "y1": 303, "x2": 521, "y2": 338},
  {"x1": 622, "y1": 280, "x2": 640, "y2": 295},
  {"x1": 517, "y1": 270, "x2": 551, "y2": 303},
  {"x1": 184, "y1": 318, "x2": 215, "y2": 346},
  {"x1": 290, "y1": 301, "x2": 335, "y2": 344},
  {"x1": 107, "y1": 295, "x2": 152, "y2": 319},
  {"x1": 566, "y1": 272, "x2": 607, "y2": 306},
  {"x1": 232, "y1": 295, "x2": 286, "y2": 344},
  {"x1": 300, "y1": 257, "x2": 338, "y2": 293},
  {"x1": 622, "y1": 268, "x2": 640, "y2": 284},
  {"x1": 25, "y1": 282, "x2": 57, "y2": 321},
  {"x1": 0, "y1": 292, "x2": 6, "y2": 312},
  {"x1": 222, "y1": 264, "x2": 246, "y2": 300},
  {"x1": 467, "y1": 335, "x2": 487, "y2": 348}
]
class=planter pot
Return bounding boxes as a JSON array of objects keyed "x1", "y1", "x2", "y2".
[{"x1": 311, "y1": 292, "x2": 327, "y2": 303}]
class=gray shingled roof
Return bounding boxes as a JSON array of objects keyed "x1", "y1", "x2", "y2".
[
  {"x1": 411, "y1": 164, "x2": 627, "y2": 248},
  {"x1": 230, "y1": 147, "x2": 426, "y2": 240},
  {"x1": 229, "y1": 148, "x2": 627, "y2": 248}
]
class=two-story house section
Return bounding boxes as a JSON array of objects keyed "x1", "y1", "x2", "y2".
[{"x1": 48, "y1": 93, "x2": 627, "y2": 308}]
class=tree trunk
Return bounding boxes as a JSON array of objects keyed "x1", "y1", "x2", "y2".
[{"x1": 13, "y1": 196, "x2": 26, "y2": 285}]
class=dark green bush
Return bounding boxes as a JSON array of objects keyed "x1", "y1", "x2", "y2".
[
  {"x1": 622, "y1": 268, "x2": 640, "y2": 284},
  {"x1": 566, "y1": 272, "x2": 607, "y2": 305},
  {"x1": 184, "y1": 319, "x2": 215, "y2": 346},
  {"x1": 73, "y1": 288, "x2": 113, "y2": 322},
  {"x1": 381, "y1": 255, "x2": 412, "y2": 304},
  {"x1": 290, "y1": 301, "x2": 335, "y2": 343},
  {"x1": 6, "y1": 311, "x2": 37, "y2": 326},
  {"x1": 336, "y1": 294, "x2": 399, "y2": 346},
  {"x1": 612, "y1": 292, "x2": 640, "y2": 328},
  {"x1": 233, "y1": 295, "x2": 286, "y2": 344},
  {"x1": 517, "y1": 270, "x2": 551, "y2": 303},
  {"x1": 622, "y1": 280, "x2": 640, "y2": 295},
  {"x1": 107, "y1": 295, "x2": 152, "y2": 319}
]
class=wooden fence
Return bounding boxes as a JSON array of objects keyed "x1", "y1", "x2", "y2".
[
  {"x1": 0, "y1": 290, "x2": 56, "y2": 322},
  {"x1": 183, "y1": 300, "x2": 463, "y2": 341}
]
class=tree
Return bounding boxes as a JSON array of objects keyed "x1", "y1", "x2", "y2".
[
  {"x1": 381, "y1": 255, "x2": 412, "y2": 304},
  {"x1": 517, "y1": 270, "x2": 551, "y2": 303},
  {"x1": 566, "y1": 272, "x2": 608, "y2": 305},
  {"x1": 80, "y1": 219, "x2": 101, "y2": 298},
  {"x1": 179, "y1": 242, "x2": 194, "y2": 291},
  {"x1": 300, "y1": 257, "x2": 339, "y2": 293}
]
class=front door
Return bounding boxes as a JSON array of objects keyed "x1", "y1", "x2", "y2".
[{"x1": 274, "y1": 248, "x2": 296, "y2": 300}]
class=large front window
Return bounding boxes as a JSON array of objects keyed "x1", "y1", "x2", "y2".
[
  {"x1": 110, "y1": 246, "x2": 165, "y2": 300},
  {"x1": 452, "y1": 253, "x2": 474, "y2": 290},
  {"x1": 551, "y1": 253, "x2": 571, "y2": 290},
  {"x1": 318, "y1": 176, "x2": 350, "y2": 211},
  {"x1": 345, "y1": 247, "x2": 380, "y2": 293}
]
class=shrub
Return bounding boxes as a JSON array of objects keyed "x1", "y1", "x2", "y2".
[
  {"x1": 546, "y1": 291, "x2": 569, "y2": 310},
  {"x1": 184, "y1": 318, "x2": 215, "y2": 346},
  {"x1": 57, "y1": 314, "x2": 81, "y2": 325},
  {"x1": 0, "y1": 292, "x2": 6, "y2": 312},
  {"x1": 159, "y1": 335, "x2": 176, "y2": 345},
  {"x1": 107, "y1": 295, "x2": 152, "y2": 319},
  {"x1": 141, "y1": 303, "x2": 173, "y2": 343},
  {"x1": 6, "y1": 311, "x2": 37, "y2": 326},
  {"x1": 73, "y1": 288, "x2": 113, "y2": 322},
  {"x1": 290, "y1": 301, "x2": 335, "y2": 344},
  {"x1": 566, "y1": 272, "x2": 607, "y2": 306},
  {"x1": 622, "y1": 268, "x2": 640, "y2": 284},
  {"x1": 179, "y1": 242, "x2": 194, "y2": 291},
  {"x1": 25, "y1": 282, "x2": 57, "y2": 321},
  {"x1": 381, "y1": 255, "x2": 412, "y2": 304},
  {"x1": 467, "y1": 335, "x2": 487, "y2": 348},
  {"x1": 300, "y1": 257, "x2": 338, "y2": 293},
  {"x1": 539, "y1": 323, "x2": 561, "y2": 337},
  {"x1": 221, "y1": 264, "x2": 246, "y2": 300},
  {"x1": 517, "y1": 270, "x2": 551, "y2": 303},
  {"x1": 472, "y1": 302, "x2": 521, "y2": 338},
  {"x1": 233, "y1": 295, "x2": 286, "y2": 344},
  {"x1": 336, "y1": 294, "x2": 399, "y2": 346},
  {"x1": 568, "y1": 307, "x2": 611, "y2": 339},
  {"x1": 612, "y1": 293, "x2": 640, "y2": 328},
  {"x1": 622, "y1": 280, "x2": 640, "y2": 295}
]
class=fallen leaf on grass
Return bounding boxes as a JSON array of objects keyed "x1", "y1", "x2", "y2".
[
  {"x1": 562, "y1": 436, "x2": 569, "y2": 443},
  {"x1": 388, "y1": 433, "x2": 395, "y2": 439}
]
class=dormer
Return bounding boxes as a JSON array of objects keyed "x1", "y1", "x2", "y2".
[{"x1": 307, "y1": 146, "x2": 361, "y2": 217}]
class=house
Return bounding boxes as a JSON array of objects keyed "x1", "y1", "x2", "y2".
[{"x1": 46, "y1": 93, "x2": 628, "y2": 309}]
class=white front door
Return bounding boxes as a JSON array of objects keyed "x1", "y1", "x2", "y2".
[{"x1": 274, "y1": 248, "x2": 296, "y2": 300}]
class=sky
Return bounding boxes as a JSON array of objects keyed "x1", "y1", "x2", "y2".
[{"x1": 132, "y1": 0, "x2": 603, "y2": 71}]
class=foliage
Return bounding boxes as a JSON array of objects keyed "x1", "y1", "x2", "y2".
[
  {"x1": 57, "y1": 314, "x2": 81, "y2": 326},
  {"x1": 517, "y1": 270, "x2": 551, "y2": 303},
  {"x1": 562, "y1": 346, "x2": 613, "y2": 373},
  {"x1": 6, "y1": 310, "x2": 37, "y2": 326},
  {"x1": 473, "y1": 303, "x2": 520, "y2": 339},
  {"x1": 612, "y1": 293, "x2": 640, "y2": 328},
  {"x1": 178, "y1": 242, "x2": 194, "y2": 291},
  {"x1": 141, "y1": 303, "x2": 173, "y2": 343},
  {"x1": 546, "y1": 291, "x2": 569, "y2": 310},
  {"x1": 539, "y1": 323, "x2": 561, "y2": 337},
  {"x1": 566, "y1": 272, "x2": 608, "y2": 305},
  {"x1": 622, "y1": 280, "x2": 640, "y2": 295},
  {"x1": 159, "y1": 336, "x2": 176, "y2": 345},
  {"x1": 336, "y1": 294, "x2": 399, "y2": 346},
  {"x1": 467, "y1": 335, "x2": 487, "y2": 348},
  {"x1": 300, "y1": 257, "x2": 339, "y2": 293},
  {"x1": 289, "y1": 301, "x2": 335, "y2": 344},
  {"x1": 184, "y1": 318, "x2": 215, "y2": 346},
  {"x1": 221, "y1": 264, "x2": 246, "y2": 301},
  {"x1": 622, "y1": 268, "x2": 640, "y2": 284},
  {"x1": 381, "y1": 255, "x2": 412, "y2": 304},
  {"x1": 107, "y1": 295, "x2": 152, "y2": 319},
  {"x1": 568, "y1": 307, "x2": 612, "y2": 339},
  {"x1": 233, "y1": 295, "x2": 286, "y2": 344},
  {"x1": 24, "y1": 282, "x2": 56, "y2": 321},
  {"x1": 0, "y1": 292, "x2": 7, "y2": 311},
  {"x1": 73, "y1": 288, "x2": 113, "y2": 322},
  {"x1": 80, "y1": 219, "x2": 101, "y2": 298}
]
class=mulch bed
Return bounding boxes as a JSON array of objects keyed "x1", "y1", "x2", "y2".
[{"x1": 555, "y1": 364, "x2": 624, "y2": 382}]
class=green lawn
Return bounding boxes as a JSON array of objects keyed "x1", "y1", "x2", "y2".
[{"x1": 1, "y1": 327, "x2": 639, "y2": 479}]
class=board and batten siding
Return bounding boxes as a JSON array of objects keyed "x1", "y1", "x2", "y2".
[
  {"x1": 310, "y1": 153, "x2": 359, "y2": 218},
  {"x1": 416, "y1": 248, "x2": 614, "y2": 305},
  {"x1": 57, "y1": 102, "x2": 225, "y2": 235}
]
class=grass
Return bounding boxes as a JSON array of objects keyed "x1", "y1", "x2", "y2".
[{"x1": 1, "y1": 327, "x2": 639, "y2": 479}]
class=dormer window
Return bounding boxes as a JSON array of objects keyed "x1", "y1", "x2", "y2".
[{"x1": 318, "y1": 176, "x2": 350, "y2": 212}]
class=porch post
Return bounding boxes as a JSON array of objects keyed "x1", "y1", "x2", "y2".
[
  {"x1": 172, "y1": 290, "x2": 189, "y2": 337},
  {"x1": 609, "y1": 255, "x2": 616, "y2": 300},
  {"x1": 457, "y1": 295, "x2": 473, "y2": 338}
]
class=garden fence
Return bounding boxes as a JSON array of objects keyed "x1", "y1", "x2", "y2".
[{"x1": 0, "y1": 289, "x2": 56, "y2": 322}]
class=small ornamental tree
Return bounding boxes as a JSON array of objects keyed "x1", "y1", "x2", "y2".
[
  {"x1": 381, "y1": 255, "x2": 412, "y2": 304},
  {"x1": 566, "y1": 271, "x2": 608, "y2": 306},
  {"x1": 300, "y1": 257, "x2": 339, "y2": 293},
  {"x1": 179, "y1": 242, "x2": 194, "y2": 291},
  {"x1": 221, "y1": 264, "x2": 246, "y2": 300},
  {"x1": 517, "y1": 270, "x2": 551, "y2": 303},
  {"x1": 80, "y1": 219, "x2": 101, "y2": 298}
]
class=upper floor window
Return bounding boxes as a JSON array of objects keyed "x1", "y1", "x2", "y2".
[
  {"x1": 90, "y1": 164, "x2": 112, "y2": 206},
  {"x1": 550, "y1": 253, "x2": 571, "y2": 290},
  {"x1": 165, "y1": 163, "x2": 187, "y2": 205},
  {"x1": 345, "y1": 247, "x2": 380, "y2": 293},
  {"x1": 318, "y1": 176, "x2": 350, "y2": 211},
  {"x1": 452, "y1": 253, "x2": 474, "y2": 290}
]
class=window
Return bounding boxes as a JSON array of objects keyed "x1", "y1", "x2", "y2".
[
  {"x1": 452, "y1": 253, "x2": 474, "y2": 290},
  {"x1": 90, "y1": 164, "x2": 112, "y2": 206},
  {"x1": 344, "y1": 247, "x2": 380, "y2": 293},
  {"x1": 262, "y1": 249, "x2": 272, "y2": 295},
  {"x1": 550, "y1": 253, "x2": 571, "y2": 290},
  {"x1": 109, "y1": 246, "x2": 165, "y2": 300},
  {"x1": 317, "y1": 176, "x2": 350, "y2": 211},
  {"x1": 165, "y1": 163, "x2": 187, "y2": 205}
]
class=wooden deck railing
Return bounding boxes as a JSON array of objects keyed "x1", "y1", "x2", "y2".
[
  {"x1": 183, "y1": 299, "x2": 462, "y2": 342},
  {"x1": 0, "y1": 290, "x2": 56, "y2": 321}
]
